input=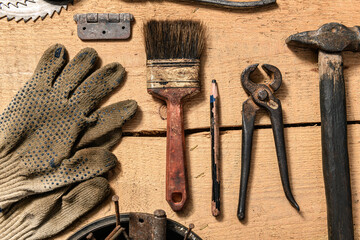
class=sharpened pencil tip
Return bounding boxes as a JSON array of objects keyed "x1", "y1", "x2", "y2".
[{"x1": 212, "y1": 79, "x2": 216, "y2": 83}]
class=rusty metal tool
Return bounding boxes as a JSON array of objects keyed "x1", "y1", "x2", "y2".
[
  {"x1": 237, "y1": 64, "x2": 300, "y2": 220},
  {"x1": 286, "y1": 22, "x2": 357, "y2": 239},
  {"x1": 129, "y1": 210, "x2": 167, "y2": 240},
  {"x1": 68, "y1": 210, "x2": 203, "y2": 239},
  {"x1": 112, "y1": 195, "x2": 121, "y2": 226},
  {"x1": 73, "y1": 13, "x2": 134, "y2": 41}
]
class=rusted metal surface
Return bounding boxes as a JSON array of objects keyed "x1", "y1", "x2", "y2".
[
  {"x1": 286, "y1": 23, "x2": 356, "y2": 240},
  {"x1": 104, "y1": 225, "x2": 121, "y2": 240},
  {"x1": 73, "y1": 13, "x2": 134, "y2": 40},
  {"x1": 146, "y1": 59, "x2": 200, "y2": 89},
  {"x1": 286, "y1": 23, "x2": 360, "y2": 53},
  {"x1": 68, "y1": 214, "x2": 202, "y2": 240},
  {"x1": 238, "y1": 64, "x2": 300, "y2": 221},
  {"x1": 112, "y1": 195, "x2": 121, "y2": 226},
  {"x1": 189, "y1": 0, "x2": 275, "y2": 8},
  {"x1": 129, "y1": 210, "x2": 167, "y2": 240}
]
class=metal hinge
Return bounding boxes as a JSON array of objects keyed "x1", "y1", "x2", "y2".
[{"x1": 73, "y1": 13, "x2": 134, "y2": 40}]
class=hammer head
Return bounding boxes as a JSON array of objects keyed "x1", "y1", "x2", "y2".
[{"x1": 286, "y1": 23, "x2": 360, "y2": 52}]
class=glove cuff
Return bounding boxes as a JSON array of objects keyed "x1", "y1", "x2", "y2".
[
  {"x1": 0, "y1": 156, "x2": 28, "y2": 210},
  {"x1": 0, "y1": 213, "x2": 35, "y2": 240}
]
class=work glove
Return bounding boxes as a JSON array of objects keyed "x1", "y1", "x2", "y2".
[
  {"x1": 0, "y1": 177, "x2": 110, "y2": 240},
  {"x1": 0, "y1": 44, "x2": 137, "y2": 210}
]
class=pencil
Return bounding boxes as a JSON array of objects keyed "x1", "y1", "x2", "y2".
[{"x1": 210, "y1": 79, "x2": 220, "y2": 217}]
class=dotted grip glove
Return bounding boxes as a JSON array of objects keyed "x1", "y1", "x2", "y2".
[{"x1": 0, "y1": 44, "x2": 137, "y2": 210}]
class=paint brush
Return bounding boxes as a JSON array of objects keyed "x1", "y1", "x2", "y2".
[
  {"x1": 144, "y1": 20, "x2": 205, "y2": 211},
  {"x1": 210, "y1": 79, "x2": 220, "y2": 216}
]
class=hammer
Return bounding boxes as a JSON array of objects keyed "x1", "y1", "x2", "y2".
[{"x1": 286, "y1": 23, "x2": 357, "y2": 239}]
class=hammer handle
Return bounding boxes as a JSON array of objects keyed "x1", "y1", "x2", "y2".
[{"x1": 319, "y1": 51, "x2": 354, "y2": 240}]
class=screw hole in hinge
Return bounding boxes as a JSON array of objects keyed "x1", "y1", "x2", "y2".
[
  {"x1": 122, "y1": 26, "x2": 125, "y2": 29},
  {"x1": 139, "y1": 218, "x2": 144, "y2": 223},
  {"x1": 83, "y1": 27, "x2": 86, "y2": 30},
  {"x1": 102, "y1": 30, "x2": 106, "y2": 34}
]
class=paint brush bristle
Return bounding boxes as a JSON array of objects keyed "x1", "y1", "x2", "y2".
[{"x1": 144, "y1": 20, "x2": 205, "y2": 60}]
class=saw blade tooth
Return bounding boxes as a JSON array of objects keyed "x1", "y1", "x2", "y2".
[
  {"x1": 22, "y1": 15, "x2": 31, "y2": 21},
  {"x1": 0, "y1": 0, "x2": 69, "y2": 22}
]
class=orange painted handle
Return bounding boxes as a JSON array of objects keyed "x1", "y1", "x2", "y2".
[{"x1": 166, "y1": 99, "x2": 187, "y2": 211}]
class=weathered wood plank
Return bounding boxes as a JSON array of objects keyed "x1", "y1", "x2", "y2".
[
  {"x1": 1, "y1": 0, "x2": 360, "y2": 131},
  {"x1": 58, "y1": 125, "x2": 360, "y2": 239}
]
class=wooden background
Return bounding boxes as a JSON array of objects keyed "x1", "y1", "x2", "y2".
[{"x1": 0, "y1": 0, "x2": 359, "y2": 239}]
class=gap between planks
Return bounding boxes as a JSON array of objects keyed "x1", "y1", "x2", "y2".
[{"x1": 122, "y1": 120, "x2": 360, "y2": 137}]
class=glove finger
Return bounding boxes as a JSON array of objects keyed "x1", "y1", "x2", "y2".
[
  {"x1": 32, "y1": 44, "x2": 67, "y2": 90},
  {"x1": 70, "y1": 62, "x2": 125, "y2": 114},
  {"x1": 40, "y1": 147, "x2": 116, "y2": 191},
  {"x1": 0, "y1": 177, "x2": 109, "y2": 240},
  {"x1": 53, "y1": 48, "x2": 98, "y2": 99},
  {"x1": 76, "y1": 100, "x2": 138, "y2": 150}
]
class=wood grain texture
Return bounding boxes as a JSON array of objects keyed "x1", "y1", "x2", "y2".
[
  {"x1": 57, "y1": 125, "x2": 360, "y2": 239},
  {"x1": 1, "y1": 0, "x2": 360, "y2": 132},
  {"x1": 0, "y1": 0, "x2": 360, "y2": 239}
]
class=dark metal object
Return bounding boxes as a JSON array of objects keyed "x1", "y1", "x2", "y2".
[
  {"x1": 210, "y1": 80, "x2": 220, "y2": 217},
  {"x1": 112, "y1": 195, "x2": 121, "y2": 226},
  {"x1": 183, "y1": 223, "x2": 195, "y2": 240},
  {"x1": 73, "y1": 13, "x2": 134, "y2": 40},
  {"x1": 286, "y1": 22, "x2": 357, "y2": 240},
  {"x1": 237, "y1": 64, "x2": 300, "y2": 220},
  {"x1": 286, "y1": 23, "x2": 360, "y2": 52},
  {"x1": 130, "y1": 210, "x2": 167, "y2": 240},
  {"x1": 67, "y1": 213, "x2": 202, "y2": 240},
  {"x1": 190, "y1": 0, "x2": 276, "y2": 8}
]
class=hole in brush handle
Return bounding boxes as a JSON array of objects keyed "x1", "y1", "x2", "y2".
[{"x1": 172, "y1": 192, "x2": 183, "y2": 203}]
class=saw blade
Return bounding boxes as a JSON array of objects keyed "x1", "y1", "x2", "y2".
[
  {"x1": 0, "y1": 0, "x2": 70, "y2": 22},
  {"x1": 0, "y1": 0, "x2": 31, "y2": 7}
]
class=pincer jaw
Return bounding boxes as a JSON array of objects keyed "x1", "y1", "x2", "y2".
[
  {"x1": 241, "y1": 63, "x2": 259, "y2": 95},
  {"x1": 241, "y1": 63, "x2": 282, "y2": 95},
  {"x1": 261, "y1": 64, "x2": 282, "y2": 92}
]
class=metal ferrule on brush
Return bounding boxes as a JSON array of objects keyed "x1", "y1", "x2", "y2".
[{"x1": 147, "y1": 59, "x2": 200, "y2": 89}]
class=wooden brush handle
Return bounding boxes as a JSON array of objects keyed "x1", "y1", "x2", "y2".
[{"x1": 166, "y1": 98, "x2": 187, "y2": 211}]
